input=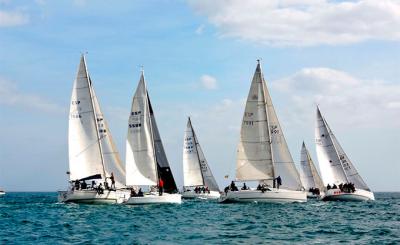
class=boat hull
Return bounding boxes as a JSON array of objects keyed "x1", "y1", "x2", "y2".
[
  {"x1": 124, "y1": 193, "x2": 182, "y2": 205},
  {"x1": 0, "y1": 192, "x2": 5, "y2": 196},
  {"x1": 322, "y1": 189, "x2": 374, "y2": 201},
  {"x1": 58, "y1": 189, "x2": 129, "y2": 204},
  {"x1": 307, "y1": 192, "x2": 324, "y2": 199},
  {"x1": 181, "y1": 191, "x2": 220, "y2": 200},
  {"x1": 219, "y1": 189, "x2": 307, "y2": 203}
]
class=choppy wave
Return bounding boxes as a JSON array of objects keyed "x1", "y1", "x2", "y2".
[{"x1": 0, "y1": 192, "x2": 399, "y2": 244}]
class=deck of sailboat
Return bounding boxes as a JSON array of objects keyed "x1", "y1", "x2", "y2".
[
  {"x1": 322, "y1": 189, "x2": 375, "y2": 202},
  {"x1": 124, "y1": 192, "x2": 182, "y2": 205},
  {"x1": 181, "y1": 190, "x2": 220, "y2": 200},
  {"x1": 57, "y1": 189, "x2": 129, "y2": 204},
  {"x1": 219, "y1": 188, "x2": 307, "y2": 203}
]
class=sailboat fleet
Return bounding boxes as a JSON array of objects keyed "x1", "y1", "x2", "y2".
[{"x1": 57, "y1": 55, "x2": 374, "y2": 205}]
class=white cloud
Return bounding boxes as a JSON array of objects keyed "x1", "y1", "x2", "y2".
[
  {"x1": 0, "y1": 10, "x2": 29, "y2": 27},
  {"x1": 271, "y1": 67, "x2": 400, "y2": 128},
  {"x1": 0, "y1": 78, "x2": 63, "y2": 113},
  {"x1": 189, "y1": 0, "x2": 400, "y2": 46},
  {"x1": 200, "y1": 74, "x2": 218, "y2": 90}
]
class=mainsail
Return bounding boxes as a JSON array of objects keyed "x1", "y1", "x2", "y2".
[
  {"x1": 183, "y1": 118, "x2": 219, "y2": 192},
  {"x1": 300, "y1": 142, "x2": 324, "y2": 191},
  {"x1": 68, "y1": 55, "x2": 125, "y2": 186},
  {"x1": 125, "y1": 71, "x2": 178, "y2": 193},
  {"x1": 236, "y1": 61, "x2": 303, "y2": 190},
  {"x1": 315, "y1": 107, "x2": 370, "y2": 190},
  {"x1": 125, "y1": 72, "x2": 158, "y2": 186}
]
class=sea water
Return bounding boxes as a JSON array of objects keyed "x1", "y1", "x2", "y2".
[{"x1": 0, "y1": 192, "x2": 399, "y2": 244}]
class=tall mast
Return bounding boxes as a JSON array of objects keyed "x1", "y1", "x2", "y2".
[
  {"x1": 143, "y1": 70, "x2": 159, "y2": 184},
  {"x1": 260, "y1": 59, "x2": 276, "y2": 181},
  {"x1": 189, "y1": 117, "x2": 206, "y2": 186},
  {"x1": 83, "y1": 55, "x2": 107, "y2": 180}
]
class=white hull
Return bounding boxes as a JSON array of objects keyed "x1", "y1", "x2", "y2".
[
  {"x1": 219, "y1": 188, "x2": 307, "y2": 203},
  {"x1": 307, "y1": 192, "x2": 324, "y2": 199},
  {"x1": 0, "y1": 192, "x2": 5, "y2": 196},
  {"x1": 322, "y1": 189, "x2": 375, "y2": 201},
  {"x1": 182, "y1": 191, "x2": 220, "y2": 200},
  {"x1": 58, "y1": 189, "x2": 130, "y2": 204},
  {"x1": 124, "y1": 193, "x2": 182, "y2": 205}
]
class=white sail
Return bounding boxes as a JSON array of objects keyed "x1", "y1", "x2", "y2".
[
  {"x1": 183, "y1": 118, "x2": 220, "y2": 191},
  {"x1": 125, "y1": 72, "x2": 158, "y2": 186},
  {"x1": 328, "y1": 121, "x2": 370, "y2": 191},
  {"x1": 236, "y1": 62, "x2": 274, "y2": 181},
  {"x1": 315, "y1": 107, "x2": 348, "y2": 186},
  {"x1": 300, "y1": 142, "x2": 324, "y2": 190},
  {"x1": 90, "y1": 87, "x2": 125, "y2": 188},
  {"x1": 263, "y1": 72, "x2": 303, "y2": 191},
  {"x1": 183, "y1": 119, "x2": 204, "y2": 187},
  {"x1": 68, "y1": 55, "x2": 105, "y2": 181}
]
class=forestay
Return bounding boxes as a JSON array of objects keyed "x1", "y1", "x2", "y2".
[
  {"x1": 315, "y1": 107, "x2": 348, "y2": 185},
  {"x1": 91, "y1": 87, "x2": 125, "y2": 188},
  {"x1": 263, "y1": 72, "x2": 302, "y2": 191},
  {"x1": 125, "y1": 72, "x2": 158, "y2": 186}
]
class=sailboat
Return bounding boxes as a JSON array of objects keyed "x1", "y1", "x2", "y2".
[
  {"x1": 219, "y1": 60, "x2": 306, "y2": 203},
  {"x1": 299, "y1": 142, "x2": 325, "y2": 199},
  {"x1": 182, "y1": 117, "x2": 220, "y2": 200},
  {"x1": 315, "y1": 107, "x2": 374, "y2": 201},
  {"x1": 124, "y1": 70, "x2": 181, "y2": 205},
  {"x1": 58, "y1": 55, "x2": 129, "y2": 204}
]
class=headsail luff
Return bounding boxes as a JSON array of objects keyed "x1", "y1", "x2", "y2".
[
  {"x1": 300, "y1": 142, "x2": 324, "y2": 191},
  {"x1": 262, "y1": 65, "x2": 303, "y2": 191},
  {"x1": 316, "y1": 107, "x2": 370, "y2": 190},
  {"x1": 90, "y1": 86, "x2": 125, "y2": 188},
  {"x1": 148, "y1": 96, "x2": 178, "y2": 193},
  {"x1": 125, "y1": 72, "x2": 158, "y2": 186},
  {"x1": 183, "y1": 118, "x2": 220, "y2": 191},
  {"x1": 68, "y1": 55, "x2": 106, "y2": 181}
]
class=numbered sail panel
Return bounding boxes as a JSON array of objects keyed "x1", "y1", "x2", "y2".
[
  {"x1": 90, "y1": 86, "x2": 126, "y2": 188},
  {"x1": 183, "y1": 120, "x2": 204, "y2": 187},
  {"x1": 330, "y1": 131, "x2": 370, "y2": 191},
  {"x1": 236, "y1": 63, "x2": 274, "y2": 181},
  {"x1": 125, "y1": 73, "x2": 158, "y2": 186},
  {"x1": 315, "y1": 107, "x2": 348, "y2": 186},
  {"x1": 68, "y1": 55, "x2": 104, "y2": 181},
  {"x1": 262, "y1": 67, "x2": 303, "y2": 190}
]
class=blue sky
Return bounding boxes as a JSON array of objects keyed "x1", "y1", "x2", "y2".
[{"x1": 0, "y1": 0, "x2": 399, "y2": 191}]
